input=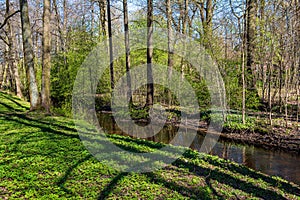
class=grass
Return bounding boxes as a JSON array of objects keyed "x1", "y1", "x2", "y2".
[{"x1": 0, "y1": 91, "x2": 300, "y2": 199}]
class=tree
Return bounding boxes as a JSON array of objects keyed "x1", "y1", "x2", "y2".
[
  {"x1": 20, "y1": 0, "x2": 40, "y2": 110},
  {"x1": 5, "y1": 0, "x2": 23, "y2": 98},
  {"x1": 123, "y1": 0, "x2": 132, "y2": 102},
  {"x1": 180, "y1": 0, "x2": 188, "y2": 80},
  {"x1": 196, "y1": 0, "x2": 214, "y2": 44},
  {"x1": 41, "y1": 0, "x2": 52, "y2": 113},
  {"x1": 205, "y1": 0, "x2": 213, "y2": 38},
  {"x1": 230, "y1": 0, "x2": 246, "y2": 124},
  {"x1": 246, "y1": 0, "x2": 257, "y2": 91},
  {"x1": 166, "y1": 0, "x2": 173, "y2": 106},
  {"x1": 107, "y1": 0, "x2": 114, "y2": 91},
  {"x1": 146, "y1": 0, "x2": 154, "y2": 107},
  {"x1": 99, "y1": 0, "x2": 107, "y2": 38}
]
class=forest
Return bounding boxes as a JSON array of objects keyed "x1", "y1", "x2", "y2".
[{"x1": 0, "y1": 0, "x2": 299, "y2": 199}]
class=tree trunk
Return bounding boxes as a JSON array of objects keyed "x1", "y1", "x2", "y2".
[
  {"x1": 166, "y1": 0, "x2": 173, "y2": 106},
  {"x1": 53, "y1": 0, "x2": 66, "y2": 53},
  {"x1": 246, "y1": 0, "x2": 257, "y2": 91},
  {"x1": 146, "y1": 0, "x2": 154, "y2": 107},
  {"x1": 279, "y1": 50, "x2": 283, "y2": 113},
  {"x1": 91, "y1": 2, "x2": 95, "y2": 37},
  {"x1": 284, "y1": 67, "x2": 290, "y2": 128},
  {"x1": 297, "y1": 68, "x2": 299, "y2": 127},
  {"x1": 1, "y1": 60, "x2": 9, "y2": 90},
  {"x1": 0, "y1": 64, "x2": 3, "y2": 87},
  {"x1": 20, "y1": 0, "x2": 40, "y2": 110},
  {"x1": 259, "y1": 0, "x2": 265, "y2": 102},
  {"x1": 123, "y1": 0, "x2": 132, "y2": 102},
  {"x1": 180, "y1": 0, "x2": 188, "y2": 81},
  {"x1": 41, "y1": 0, "x2": 52, "y2": 113},
  {"x1": 5, "y1": 0, "x2": 23, "y2": 98},
  {"x1": 268, "y1": 46, "x2": 274, "y2": 127},
  {"x1": 205, "y1": 0, "x2": 213, "y2": 38},
  {"x1": 107, "y1": 0, "x2": 114, "y2": 91},
  {"x1": 99, "y1": 0, "x2": 107, "y2": 38},
  {"x1": 242, "y1": 36, "x2": 246, "y2": 124}
]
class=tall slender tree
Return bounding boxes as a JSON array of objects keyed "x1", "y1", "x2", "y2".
[
  {"x1": 107, "y1": 0, "x2": 114, "y2": 91},
  {"x1": 166, "y1": 0, "x2": 173, "y2": 106},
  {"x1": 5, "y1": 0, "x2": 23, "y2": 98},
  {"x1": 246, "y1": 0, "x2": 257, "y2": 91},
  {"x1": 123, "y1": 0, "x2": 132, "y2": 102},
  {"x1": 146, "y1": 0, "x2": 154, "y2": 107},
  {"x1": 99, "y1": 0, "x2": 107, "y2": 38},
  {"x1": 20, "y1": 0, "x2": 40, "y2": 110},
  {"x1": 205, "y1": 0, "x2": 213, "y2": 38},
  {"x1": 180, "y1": 0, "x2": 188, "y2": 80},
  {"x1": 41, "y1": 0, "x2": 51, "y2": 113}
]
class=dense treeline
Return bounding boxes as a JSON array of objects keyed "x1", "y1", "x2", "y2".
[{"x1": 0, "y1": 0, "x2": 299, "y2": 127}]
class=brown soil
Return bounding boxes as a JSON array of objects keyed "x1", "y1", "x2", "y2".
[{"x1": 172, "y1": 118, "x2": 300, "y2": 154}]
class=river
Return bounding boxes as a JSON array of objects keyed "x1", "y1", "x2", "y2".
[{"x1": 97, "y1": 112, "x2": 300, "y2": 185}]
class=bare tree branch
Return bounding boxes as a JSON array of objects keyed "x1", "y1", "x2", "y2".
[
  {"x1": 0, "y1": 34, "x2": 9, "y2": 46},
  {"x1": 0, "y1": 10, "x2": 20, "y2": 30}
]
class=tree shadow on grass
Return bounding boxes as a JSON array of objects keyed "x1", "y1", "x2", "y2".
[
  {"x1": 140, "y1": 158, "x2": 289, "y2": 199},
  {"x1": 12, "y1": 110, "x2": 294, "y2": 199},
  {"x1": 92, "y1": 150, "x2": 295, "y2": 199},
  {"x1": 0, "y1": 112, "x2": 79, "y2": 139},
  {"x1": 91, "y1": 155, "x2": 291, "y2": 199},
  {"x1": 1, "y1": 92, "x2": 299, "y2": 199},
  {"x1": 171, "y1": 159, "x2": 291, "y2": 199},
  {"x1": 2, "y1": 93, "x2": 29, "y2": 110},
  {"x1": 97, "y1": 173, "x2": 129, "y2": 200},
  {"x1": 0, "y1": 102, "x2": 25, "y2": 112},
  {"x1": 145, "y1": 170, "x2": 223, "y2": 200},
  {"x1": 57, "y1": 154, "x2": 94, "y2": 194},
  {"x1": 183, "y1": 150, "x2": 300, "y2": 196}
]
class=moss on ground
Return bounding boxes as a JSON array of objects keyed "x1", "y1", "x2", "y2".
[{"x1": 0, "y1": 92, "x2": 299, "y2": 199}]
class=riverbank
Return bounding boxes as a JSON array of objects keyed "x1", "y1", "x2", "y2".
[
  {"x1": 220, "y1": 128, "x2": 300, "y2": 154},
  {"x1": 170, "y1": 117, "x2": 300, "y2": 154},
  {"x1": 122, "y1": 106, "x2": 300, "y2": 154},
  {"x1": 103, "y1": 104, "x2": 300, "y2": 154},
  {"x1": 0, "y1": 92, "x2": 300, "y2": 199}
]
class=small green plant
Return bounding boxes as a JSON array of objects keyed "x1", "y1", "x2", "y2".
[
  {"x1": 224, "y1": 114, "x2": 256, "y2": 131},
  {"x1": 0, "y1": 92, "x2": 298, "y2": 199}
]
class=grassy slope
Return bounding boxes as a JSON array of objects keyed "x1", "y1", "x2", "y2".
[{"x1": 0, "y1": 92, "x2": 299, "y2": 200}]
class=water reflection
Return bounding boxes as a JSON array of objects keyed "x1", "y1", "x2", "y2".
[{"x1": 97, "y1": 112, "x2": 300, "y2": 185}]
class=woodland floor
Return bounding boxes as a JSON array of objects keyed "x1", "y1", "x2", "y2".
[{"x1": 0, "y1": 91, "x2": 300, "y2": 199}]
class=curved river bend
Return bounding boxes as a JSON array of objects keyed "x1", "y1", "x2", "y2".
[{"x1": 97, "y1": 112, "x2": 300, "y2": 185}]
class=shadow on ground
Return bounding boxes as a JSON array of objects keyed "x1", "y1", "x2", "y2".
[{"x1": 0, "y1": 91, "x2": 299, "y2": 199}]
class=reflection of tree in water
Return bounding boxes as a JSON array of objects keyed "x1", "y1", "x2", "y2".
[
  {"x1": 97, "y1": 112, "x2": 300, "y2": 184},
  {"x1": 222, "y1": 143, "x2": 230, "y2": 159},
  {"x1": 190, "y1": 133, "x2": 205, "y2": 151},
  {"x1": 245, "y1": 146, "x2": 256, "y2": 169}
]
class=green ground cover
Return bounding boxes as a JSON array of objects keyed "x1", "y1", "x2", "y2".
[{"x1": 0, "y1": 92, "x2": 299, "y2": 199}]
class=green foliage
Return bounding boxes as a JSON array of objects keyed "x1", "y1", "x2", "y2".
[
  {"x1": 0, "y1": 92, "x2": 299, "y2": 199},
  {"x1": 245, "y1": 91, "x2": 261, "y2": 111},
  {"x1": 224, "y1": 114, "x2": 256, "y2": 131},
  {"x1": 114, "y1": 107, "x2": 149, "y2": 120},
  {"x1": 220, "y1": 59, "x2": 262, "y2": 111},
  {"x1": 183, "y1": 69, "x2": 211, "y2": 110},
  {"x1": 51, "y1": 30, "x2": 97, "y2": 115}
]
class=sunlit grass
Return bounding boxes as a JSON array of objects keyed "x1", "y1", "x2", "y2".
[{"x1": 0, "y1": 92, "x2": 299, "y2": 199}]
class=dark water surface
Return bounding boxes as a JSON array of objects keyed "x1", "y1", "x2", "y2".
[{"x1": 98, "y1": 112, "x2": 300, "y2": 185}]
